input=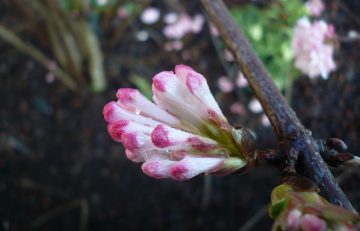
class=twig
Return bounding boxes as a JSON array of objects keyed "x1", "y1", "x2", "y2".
[
  {"x1": 0, "y1": 24, "x2": 77, "y2": 90},
  {"x1": 200, "y1": 0, "x2": 355, "y2": 211},
  {"x1": 317, "y1": 138, "x2": 360, "y2": 168},
  {"x1": 345, "y1": 156, "x2": 360, "y2": 168}
]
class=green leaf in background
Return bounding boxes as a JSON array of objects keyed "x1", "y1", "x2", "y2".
[
  {"x1": 129, "y1": 74, "x2": 152, "y2": 100},
  {"x1": 230, "y1": 0, "x2": 308, "y2": 90}
]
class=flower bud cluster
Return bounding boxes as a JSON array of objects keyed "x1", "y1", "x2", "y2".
[{"x1": 103, "y1": 65, "x2": 248, "y2": 180}]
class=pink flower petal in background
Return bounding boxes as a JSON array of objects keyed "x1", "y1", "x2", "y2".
[
  {"x1": 305, "y1": 0, "x2": 325, "y2": 17},
  {"x1": 217, "y1": 76, "x2": 234, "y2": 93},
  {"x1": 248, "y1": 98, "x2": 263, "y2": 114},
  {"x1": 163, "y1": 12, "x2": 178, "y2": 24},
  {"x1": 292, "y1": 17, "x2": 336, "y2": 79},
  {"x1": 191, "y1": 14, "x2": 205, "y2": 34},
  {"x1": 224, "y1": 49, "x2": 235, "y2": 62},
  {"x1": 236, "y1": 71, "x2": 248, "y2": 88},
  {"x1": 117, "y1": 7, "x2": 128, "y2": 19},
  {"x1": 261, "y1": 114, "x2": 271, "y2": 127},
  {"x1": 230, "y1": 102, "x2": 245, "y2": 116},
  {"x1": 163, "y1": 14, "x2": 204, "y2": 40},
  {"x1": 209, "y1": 23, "x2": 220, "y2": 37},
  {"x1": 141, "y1": 7, "x2": 160, "y2": 25},
  {"x1": 164, "y1": 40, "x2": 184, "y2": 51}
]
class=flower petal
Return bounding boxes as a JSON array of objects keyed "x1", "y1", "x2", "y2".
[
  {"x1": 141, "y1": 154, "x2": 176, "y2": 179},
  {"x1": 152, "y1": 71, "x2": 207, "y2": 126},
  {"x1": 151, "y1": 124, "x2": 218, "y2": 153},
  {"x1": 103, "y1": 101, "x2": 159, "y2": 127},
  {"x1": 116, "y1": 88, "x2": 180, "y2": 126},
  {"x1": 169, "y1": 155, "x2": 224, "y2": 181}
]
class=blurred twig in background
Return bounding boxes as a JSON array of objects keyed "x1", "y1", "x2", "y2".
[
  {"x1": 0, "y1": 24, "x2": 77, "y2": 90},
  {"x1": 0, "y1": 0, "x2": 109, "y2": 92}
]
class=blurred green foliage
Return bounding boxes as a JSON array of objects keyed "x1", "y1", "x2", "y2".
[
  {"x1": 60, "y1": 0, "x2": 116, "y2": 11},
  {"x1": 231, "y1": 0, "x2": 308, "y2": 89}
]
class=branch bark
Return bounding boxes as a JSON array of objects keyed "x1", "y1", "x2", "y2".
[{"x1": 200, "y1": 0, "x2": 355, "y2": 211}]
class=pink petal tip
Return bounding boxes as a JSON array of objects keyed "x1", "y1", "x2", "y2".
[{"x1": 151, "y1": 125, "x2": 172, "y2": 148}]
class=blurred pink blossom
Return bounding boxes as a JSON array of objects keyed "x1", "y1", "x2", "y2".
[
  {"x1": 248, "y1": 98, "x2": 263, "y2": 114},
  {"x1": 141, "y1": 7, "x2": 160, "y2": 25},
  {"x1": 224, "y1": 49, "x2": 235, "y2": 62},
  {"x1": 261, "y1": 114, "x2": 271, "y2": 127},
  {"x1": 117, "y1": 7, "x2": 128, "y2": 19},
  {"x1": 164, "y1": 40, "x2": 184, "y2": 51},
  {"x1": 305, "y1": 0, "x2": 325, "y2": 17},
  {"x1": 230, "y1": 102, "x2": 245, "y2": 116},
  {"x1": 292, "y1": 17, "x2": 336, "y2": 79},
  {"x1": 218, "y1": 76, "x2": 234, "y2": 93},
  {"x1": 163, "y1": 14, "x2": 205, "y2": 39},
  {"x1": 163, "y1": 12, "x2": 178, "y2": 24},
  {"x1": 45, "y1": 72, "x2": 55, "y2": 83},
  {"x1": 103, "y1": 65, "x2": 246, "y2": 180},
  {"x1": 209, "y1": 23, "x2": 220, "y2": 37},
  {"x1": 236, "y1": 71, "x2": 248, "y2": 88},
  {"x1": 192, "y1": 15, "x2": 205, "y2": 33}
]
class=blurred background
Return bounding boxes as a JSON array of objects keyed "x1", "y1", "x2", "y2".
[{"x1": 0, "y1": 0, "x2": 360, "y2": 230}]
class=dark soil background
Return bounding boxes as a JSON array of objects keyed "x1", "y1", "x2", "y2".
[{"x1": 1, "y1": 0, "x2": 360, "y2": 230}]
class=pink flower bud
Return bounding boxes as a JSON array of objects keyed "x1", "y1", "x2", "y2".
[
  {"x1": 300, "y1": 214, "x2": 327, "y2": 231},
  {"x1": 169, "y1": 155, "x2": 224, "y2": 181},
  {"x1": 151, "y1": 124, "x2": 218, "y2": 153},
  {"x1": 141, "y1": 154, "x2": 177, "y2": 179},
  {"x1": 287, "y1": 209, "x2": 302, "y2": 231}
]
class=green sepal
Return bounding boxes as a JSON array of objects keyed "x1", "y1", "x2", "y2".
[{"x1": 270, "y1": 198, "x2": 288, "y2": 219}]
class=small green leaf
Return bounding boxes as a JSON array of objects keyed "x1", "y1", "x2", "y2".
[{"x1": 270, "y1": 198, "x2": 288, "y2": 219}]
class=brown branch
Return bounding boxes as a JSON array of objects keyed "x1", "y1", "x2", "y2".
[{"x1": 200, "y1": 0, "x2": 355, "y2": 211}]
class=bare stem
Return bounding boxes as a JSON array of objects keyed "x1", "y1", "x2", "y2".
[{"x1": 200, "y1": 0, "x2": 355, "y2": 211}]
